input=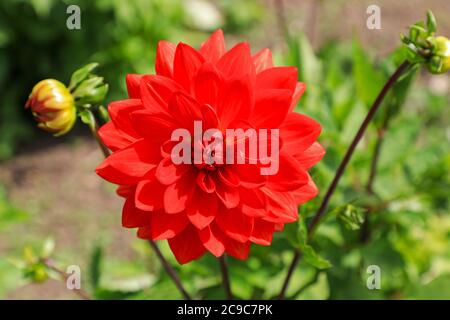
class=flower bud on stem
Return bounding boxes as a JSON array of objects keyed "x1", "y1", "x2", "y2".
[{"x1": 278, "y1": 60, "x2": 412, "y2": 300}]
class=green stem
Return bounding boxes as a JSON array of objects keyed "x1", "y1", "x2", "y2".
[
  {"x1": 42, "y1": 258, "x2": 91, "y2": 300},
  {"x1": 219, "y1": 255, "x2": 233, "y2": 300},
  {"x1": 277, "y1": 60, "x2": 411, "y2": 300}
]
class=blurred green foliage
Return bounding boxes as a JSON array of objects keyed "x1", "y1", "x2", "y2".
[
  {"x1": 0, "y1": 0, "x2": 449, "y2": 300},
  {"x1": 0, "y1": 0, "x2": 263, "y2": 159}
]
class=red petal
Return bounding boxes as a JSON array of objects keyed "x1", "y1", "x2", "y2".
[
  {"x1": 225, "y1": 239, "x2": 251, "y2": 260},
  {"x1": 168, "y1": 225, "x2": 207, "y2": 264},
  {"x1": 137, "y1": 211, "x2": 189, "y2": 240},
  {"x1": 289, "y1": 82, "x2": 306, "y2": 111},
  {"x1": 280, "y1": 112, "x2": 322, "y2": 155},
  {"x1": 151, "y1": 211, "x2": 189, "y2": 239},
  {"x1": 215, "y1": 182, "x2": 239, "y2": 209},
  {"x1": 233, "y1": 163, "x2": 266, "y2": 188},
  {"x1": 256, "y1": 66, "x2": 298, "y2": 92},
  {"x1": 117, "y1": 185, "x2": 134, "y2": 198},
  {"x1": 155, "y1": 40, "x2": 176, "y2": 78},
  {"x1": 163, "y1": 170, "x2": 195, "y2": 214},
  {"x1": 140, "y1": 75, "x2": 184, "y2": 114},
  {"x1": 168, "y1": 92, "x2": 202, "y2": 129},
  {"x1": 274, "y1": 223, "x2": 284, "y2": 232},
  {"x1": 216, "y1": 207, "x2": 254, "y2": 243},
  {"x1": 201, "y1": 104, "x2": 219, "y2": 129},
  {"x1": 240, "y1": 188, "x2": 267, "y2": 218},
  {"x1": 186, "y1": 188, "x2": 217, "y2": 229},
  {"x1": 155, "y1": 156, "x2": 190, "y2": 186},
  {"x1": 266, "y1": 152, "x2": 309, "y2": 192},
  {"x1": 96, "y1": 139, "x2": 160, "y2": 185},
  {"x1": 196, "y1": 171, "x2": 216, "y2": 193},
  {"x1": 252, "y1": 48, "x2": 273, "y2": 73},
  {"x1": 249, "y1": 219, "x2": 274, "y2": 246},
  {"x1": 251, "y1": 89, "x2": 292, "y2": 128},
  {"x1": 135, "y1": 178, "x2": 164, "y2": 211},
  {"x1": 216, "y1": 77, "x2": 253, "y2": 128},
  {"x1": 294, "y1": 142, "x2": 325, "y2": 170},
  {"x1": 217, "y1": 167, "x2": 240, "y2": 187},
  {"x1": 194, "y1": 62, "x2": 221, "y2": 107},
  {"x1": 98, "y1": 122, "x2": 135, "y2": 151},
  {"x1": 200, "y1": 29, "x2": 226, "y2": 63},
  {"x1": 96, "y1": 162, "x2": 138, "y2": 185},
  {"x1": 126, "y1": 74, "x2": 143, "y2": 99},
  {"x1": 261, "y1": 187, "x2": 298, "y2": 223},
  {"x1": 291, "y1": 173, "x2": 319, "y2": 204},
  {"x1": 122, "y1": 195, "x2": 152, "y2": 228},
  {"x1": 131, "y1": 110, "x2": 177, "y2": 142},
  {"x1": 199, "y1": 223, "x2": 226, "y2": 257},
  {"x1": 217, "y1": 42, "x2": 254, "y2": 78},
  {"x1": 173, "y1": 43, "x2": 205, "y2": 92},
  {"x1": 108, "y1": 99, "x2": 142, "y2": 138}
]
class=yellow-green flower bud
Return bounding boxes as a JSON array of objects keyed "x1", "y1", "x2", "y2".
[
  {"x1": 25, "y1": 79, "x2": 76, "y2": 136},
  {"x1": 427, "y1": 36, "x2": 450, "y2": 74},
  {"x1": 435, "y1": 36, "x2": 450, "y2": 72}
]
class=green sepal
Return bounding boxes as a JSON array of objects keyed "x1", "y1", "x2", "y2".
[{"x1": 69, "y1": 63, "x2": 99, "y2": 91}]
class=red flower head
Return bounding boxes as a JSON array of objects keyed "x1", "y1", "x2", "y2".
[{"x1": 96, "y1": 30, "x2": 325, "y2": 264}]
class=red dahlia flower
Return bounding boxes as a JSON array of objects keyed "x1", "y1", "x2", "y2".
[{"x1": 96, "y1": 30, "x2": 325, "y2": 264}]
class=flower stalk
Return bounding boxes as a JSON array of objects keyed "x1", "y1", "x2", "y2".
[
  {"x1": 42, "y1": 258, "x2": 91, "y2": 300},
  {"x1": 219, "y1": 256, "x2": 233, "y2": 300},
  {"x1": 278, "y1": 60, "x2": 411, "y2": 299}
]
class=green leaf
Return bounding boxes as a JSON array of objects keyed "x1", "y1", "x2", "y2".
[
  {"x1": 89, "y1": 246, "x2": 103, "y2": 290},
  {"x1": 79, "y1": 110, "x2": 95, "y2": 127},
  {"x1": 288, "y1": 33, "x2": 322, "y2": 85},
  {"x1": 352, "y1": 38, "x2": 386, "y2": 107},
  {"x1": 285, "y1": 218, "x2": 332, "y2": 269},
  {"x1": 0, "y1": 187, "x2": 28, "y2": 229},
  {"x1": 69, "y1": 63, "x2": 99, "y2": 91},
  {"x1": 302, "y1": 245, "x2": 333, "y2": 269}
]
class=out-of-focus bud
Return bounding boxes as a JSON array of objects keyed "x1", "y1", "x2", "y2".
[
  {"x1": 401, "y1": 11, "x2": 450, "y2": 74},
  {"x1": 427, "y1": 36, "x2": 450, "y2": 74},
  {"x1": 25, "y1": 79, "x2": 76, "y2": 136}
]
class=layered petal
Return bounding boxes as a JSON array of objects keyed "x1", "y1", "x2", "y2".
[
  {"x1": 200, "y1": 29, "x2": 226, "y2": 63},
  {"x1": 173, "y1": 43, "x2": 205, "y2": 91},
  {"x1": 252, "y1": 48, "x2": 273, "y2": 74},
  {"x1": 280, "y1": 112, "x2": 322, "y2": 156},
  {"x1": 96, "y1": 139, "x2": 161, "y2": 185},
  {"x1": 137, "y1": 211, "x2": 189, "y2": 240},
  {"x1": 155, "y1": 40, "x2": 176, "y2": 78},
  {"x1": 216, "y1": 207, "x2": 254, "y2": 243},
  {"x1": 168, "y1": 225, "x2": 207, "y2": 264},
  {"x1": 217, "y1": 42, "x2": 254, "y2": 79}
]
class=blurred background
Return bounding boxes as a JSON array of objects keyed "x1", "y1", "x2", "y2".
[{"x1": 0, "y1": 0, "x2": 449, "y2": 299}]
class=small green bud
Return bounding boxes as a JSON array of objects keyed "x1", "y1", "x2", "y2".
[
  {"x1": 427, "y1": 36, "x2": 450, "y2": 74},
  {"x1": 426, "y1": 10, "x2": 437, "y2": 34},
  {"x1": 31, "y1": 264, "x2": 49, "y2": 283}
]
